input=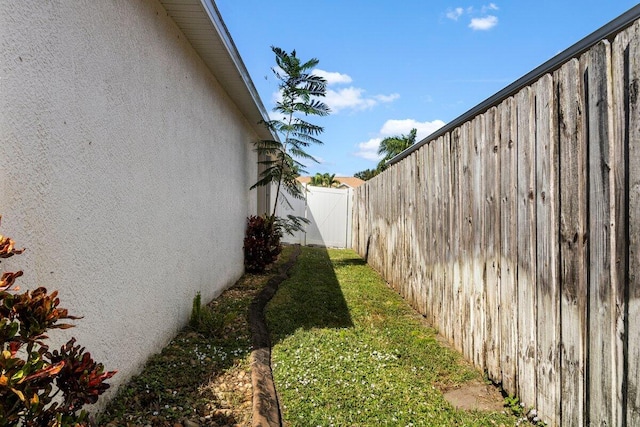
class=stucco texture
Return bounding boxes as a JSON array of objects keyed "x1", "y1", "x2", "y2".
[{"x1": 0, "y1": 0, "x2": 260, "y2": 395}]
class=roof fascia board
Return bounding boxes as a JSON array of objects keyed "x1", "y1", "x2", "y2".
[{"x1": 198, "y1": 0, "x2": 272, "y2": 131}]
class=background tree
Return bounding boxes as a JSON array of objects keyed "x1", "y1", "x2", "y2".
[
  {"x1": 354, "y1": 168, "x2": 379, "y2": 181},
  {"x1": 309, "y1": 172, "x2": 340, "y2": 187},
  {"x1": 353, "y1": 129, "x2": 418, "y2": 181},
  {"x1": 376, "y1": 128, "x2": 418, "y2": 172},
  {"x1": 309, "y1": 173, "x2": 324, "y2": 187}
]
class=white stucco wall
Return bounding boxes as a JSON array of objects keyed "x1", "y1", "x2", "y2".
[{"x1": 0, "y1": 0, "x2": 260, "y2": 396}]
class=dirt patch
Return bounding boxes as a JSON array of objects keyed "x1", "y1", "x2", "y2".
[{"x1": 443, "y1": 379, "x2": 505, "y2": 412}]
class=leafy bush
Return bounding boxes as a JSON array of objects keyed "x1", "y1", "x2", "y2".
[
  {"x1": 243, "y1": 215, "x2": 282, "y2": 273},
  {"x1": 0, "y1": 216, "x2": 116, "y2": 426}
]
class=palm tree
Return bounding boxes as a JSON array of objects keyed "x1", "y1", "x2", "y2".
[
  {"x1": 308, "y1": 172, "x2": 340, "y2": 187},
  {"x1": 309, "y1": 173, "x2": 325, "y2": 187},
  {"x1": 376, "y1": 128, "x2": 417, "y2": 171},
  {"x1": 354, "y1": 168, "x2": 379, "y2": 181},
  {"x1": 323, "y1": 173, "x2": 340, "y2": 187}
]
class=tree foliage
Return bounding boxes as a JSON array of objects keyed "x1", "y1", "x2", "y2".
[
  {"x1": 308, "y1": 173, "x2": 340, "y2": 188},
  {"x1": 376, "y1": 128, "x2": 417, "y2": 171},
  {"x1": 250, "y1": 47, "x2": 330, "y2": 217},
  {"x1": 353, "y1": 128, "x2": 419, "y2": 181},
  {"x1": 353, "y1": 168, "x2": 379, "y2": 181}
]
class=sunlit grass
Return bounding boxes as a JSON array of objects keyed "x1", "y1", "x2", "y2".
[{"x1": 268, "y1": 247, "x2": 519, "y2": 426}]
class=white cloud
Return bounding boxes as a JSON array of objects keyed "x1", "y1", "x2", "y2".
[
  {"x1": 380, "y1": 119, "x2": 446, "y2": 140},
  {"x1": 446, "y1": 7, "x2": 464, "y2": 20},
  {"x1": 271, "y1": 68, "x2": 398, "y2": 114},
  {"x1": 354, "y1": 138, "x2": 384, "y2": 161},
  {"x1": 446, "y1": 4, "x2": 499, "y2": 30},
  {"x1": 374, "y1": 93, "x2": 401, "y2": 103},
  {"x1": 313, "y1": 69, "x2": 353, "y2": 85},
  {"x1": 325, "y1": 87, "x2": 399, "y2": 113},
  {"x1": 469, "y1": 15, "x2": 498, "y2": 30},
  {"x1": 483, "y1": 3, "x2": 499, "y2": 12},
  {"x1": 353, "y1": 119, "x2": 446, "y2": 162}
]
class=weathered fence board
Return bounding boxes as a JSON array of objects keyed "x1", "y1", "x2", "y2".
[
  {"x1": 556, "y1": 57, "x2": 587, "y2": 427},
  {"x1": 451, "y1": 127, "x2": 463, "y2": 353},
  {"x1": 472, "y1": 115, "x2": 486, "y2": 369},
  {"x1": 612, "y1": 23, "x2": 635, "y2": 425},
  {"x1": 586, "y1": 40, "x2": 615, "y2": 426},
  {"x1": 484, "y1": 106, "x2": 501, "y2": 381},
  {"x1": 534, "y1": 74, "x2": 561, "y2": 426},
  {"x1": 434, "y1": 137, "x2": 445, "y2": 331},
  {"x1": 516, "y1": 85, "x2": 538, "y2": 408},
  {"x1": 461, "y1": 121, "x2": 474, "y2": 363},
  {"x1": 625, "y1": 21, "x2": 640, "y2": 425},
  {"x1": 499, "y1": 96, "x2": 518, "y2": 394},
  {"x1": 418, "y1": 147, "x2": 428, "y2": 314},
  {"x1": 442, "y1": 133, "x2": 453, "y2": 340}
]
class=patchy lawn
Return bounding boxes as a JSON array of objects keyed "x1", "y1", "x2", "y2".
[{"x1": 267, "y1": 246, "x2": 522, "y2": 427}]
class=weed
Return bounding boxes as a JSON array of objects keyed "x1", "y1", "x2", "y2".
[{"x1": 189, "y1": 292, "x2": 234, "y2": 338}]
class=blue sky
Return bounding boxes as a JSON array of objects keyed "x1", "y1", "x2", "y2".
[{"x1": 214, "y1": 1, "x2": 638, "y2": 177}]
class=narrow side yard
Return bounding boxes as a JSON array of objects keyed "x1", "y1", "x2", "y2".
[
  {"x1": 98, "y1": 245, "x2": 525, "y2": 427},
  {"x1": 267, "y1": 247, "x2": 522, "y2": 426}
]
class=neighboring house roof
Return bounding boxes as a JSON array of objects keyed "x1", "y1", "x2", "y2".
[
  {"x1": 296, "y1": 176, "x2": 365, "y2": 189},
  {"x1": 159, "y1": 0, "x2": 274, "y2": 141}
]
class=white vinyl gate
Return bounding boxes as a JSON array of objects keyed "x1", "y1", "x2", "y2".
[{"x1": 274, "y1": 185, "x2": 353, "y2": 248}]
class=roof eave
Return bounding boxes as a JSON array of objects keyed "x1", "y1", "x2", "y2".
[{"x1": 159, "y1": 0, "x2": 275, "y2": 141}]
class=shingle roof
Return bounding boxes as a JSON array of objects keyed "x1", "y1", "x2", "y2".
[{"x1": 296, "y1": 176, "x2": 365, "y2": 189}]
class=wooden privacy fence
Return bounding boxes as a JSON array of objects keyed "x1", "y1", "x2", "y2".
[{"x1": 352, "y1": 19, "x2": 639, "y2": 426}]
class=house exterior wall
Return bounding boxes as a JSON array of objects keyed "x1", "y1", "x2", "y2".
[{"x1": 0, "y1": 0, "x2": 259, "y2": 394}]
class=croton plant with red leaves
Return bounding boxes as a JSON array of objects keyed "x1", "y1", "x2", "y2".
[{"x1": 0, "y1": 216, "x2": 116, "y2": 426}]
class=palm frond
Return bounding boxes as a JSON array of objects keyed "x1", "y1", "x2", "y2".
[{"x1": 289, "y1": 147, "x2": 319, "y2": 162}]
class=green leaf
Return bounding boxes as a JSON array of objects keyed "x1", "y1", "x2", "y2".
[{"x1": 11, "y1": 369, "x2": 24, "y2": 382}]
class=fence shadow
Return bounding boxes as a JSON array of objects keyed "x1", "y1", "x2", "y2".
[{"x1": 267, "y1": 246, "x2": 354, "y2": 345}]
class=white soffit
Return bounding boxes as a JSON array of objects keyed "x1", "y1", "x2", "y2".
[{"x1": 159, "y1": 0, "x2": 273, "y2": 141}]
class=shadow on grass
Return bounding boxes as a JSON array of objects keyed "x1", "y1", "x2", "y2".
[{"x1": 267, "y1": 246, "x2": 354, "y2": 344}]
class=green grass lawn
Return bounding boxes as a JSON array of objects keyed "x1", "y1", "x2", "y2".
[{"x1": 267, "y1": 246, "x2": 520, "y2": 427}]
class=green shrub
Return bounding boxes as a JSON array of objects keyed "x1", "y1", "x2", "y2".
[
  {"x1": 243, "y1": 215, "x2": 282, "y2": 273},
  {"x1": 0, "y1": 216, "x2": 116, "y2": 426}
]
